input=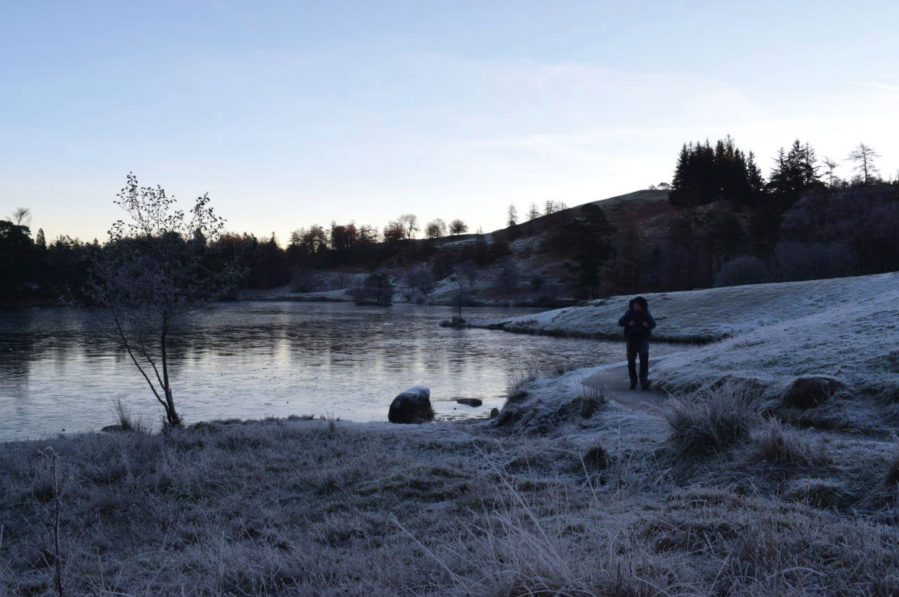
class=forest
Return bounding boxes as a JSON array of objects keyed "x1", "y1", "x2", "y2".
[{"x1": 2, "y1": 138, "x2": 897, "y2": 305}]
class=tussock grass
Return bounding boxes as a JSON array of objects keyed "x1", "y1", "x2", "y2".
[
  {"x1": 507, "y1": 367, "x2": 540, "y2": 401},
  {"x1": 1, "y1": 415, "x2": 898, "y2": 596},
  {"x1": 111, "y1": 398, "x2": 146, "y2": 433},
  {"x1": 749, "y1": 419, "x2": 830, "y2": 468},
  {"x1": 665, "y1": 383, "x2": 760, "y2": 459}
]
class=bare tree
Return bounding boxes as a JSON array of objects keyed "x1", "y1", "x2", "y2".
[
  {"x1": 404, "y1": 268, "x2": 435, "y2": 301},
  {"x1": 425, "y1": 218, "x2": 447, "y2": 239},
  {"x1": 527, "y1": 203, "x2": 541, "y2": 221},
  {"x1": 86, "y1": 174, "x2": 239, "y2": 428},
  {"x1": 397, "y1": 214, "x2": 419, "y2": 239},
  {"x1": 846, "y1": 143, "x2": 880, "y2": 185},
  {"x1": 383, "y1": 220, "x2": 406, "y2": 244},
  {"x1": 449, "y1": 219, "x2": 468, "y2": 236},
  {"x1": 11, "y1": 207, "x2": 31, "y2": 227},
  {"x1": 544, "y1": 200, "x2": 557, "y2": 216},
  {"x1": 349, "y1": 272, "x2": 393, "y2": 306},
  {"x1": 507, "y1": 204, "x2": 518, "y2": 227},
  {"x1": 822, "y1": 156, "x2": 839, "y2": 187}
]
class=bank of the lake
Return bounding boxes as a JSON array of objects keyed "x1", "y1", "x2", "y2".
[{"x1": 3, "y1": 273, "x2": 899, "y2": 596}]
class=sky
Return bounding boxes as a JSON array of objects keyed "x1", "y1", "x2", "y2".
[{"x1": 1, "y1": 0, "x2": 898, "y2": 244}]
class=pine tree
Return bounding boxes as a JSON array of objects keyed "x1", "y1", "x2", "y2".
[
  {"x1": 747, "y1": 152, "x2": 765, "y2": 198},
  {"x1": 562, "y1": 204, "x2": 615, "y2": 298},
  {"x1": 35, "y1": 228, "x2": 47, "y2": 250},
  {"x1": 507, "y1": 204, "x2": 518, "y2": 227}
]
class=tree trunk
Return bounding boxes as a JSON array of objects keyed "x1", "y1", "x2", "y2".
[{"x1": 160, "y1": 325, "x2": 181, "y2": 427}]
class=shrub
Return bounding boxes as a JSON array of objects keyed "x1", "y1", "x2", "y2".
[
  {"x1": 714, "y1": 255, "x2": 770, "y2": 288},
  {"x1": 773, "y1": 241, "x2": 858, "y2": 282},
  {"x1": 665, "y1": 384, "x2": 760, "y2": 459},
  {"x1": 349, "y1": 273, "x2": 394, "y2": 306},
  {"x1": 289, "y1": 268, "x2": 317, "y2": 292}
]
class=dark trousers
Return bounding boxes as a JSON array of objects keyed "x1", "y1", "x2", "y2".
[{"x1": 626, "y1": 336, "x2": 649, "y2": 387}]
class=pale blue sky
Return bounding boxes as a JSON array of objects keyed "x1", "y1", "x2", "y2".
[{"x1": 2, "y1": 0, "x2": 897, "y2": 243}]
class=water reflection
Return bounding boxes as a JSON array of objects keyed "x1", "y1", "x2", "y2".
[{"x1": 0, "y1": 303, "x2": 680, "y2": 440}]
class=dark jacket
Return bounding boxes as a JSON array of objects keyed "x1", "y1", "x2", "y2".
[{"x1": 618, "y1": 297, "x2": 657, "y2": 338}]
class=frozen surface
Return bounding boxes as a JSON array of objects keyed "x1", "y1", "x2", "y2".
[{"x1": 0, "y1": 302, "x2": 682, "y2": 440}]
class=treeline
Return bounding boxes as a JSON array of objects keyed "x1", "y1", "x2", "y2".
[
  {"x1": 0, "y1": 208, "x2": 493, "y2": 304},
  {"x1": 606, "y1": 138, "x2": 897, "y2": 296},
  {"x1": 2, "y1": 137, "x2": 897, "y2": 305}
]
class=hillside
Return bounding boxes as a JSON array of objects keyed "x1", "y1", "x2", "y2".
[
  {"x1": 478, "y1": 272, "x2": 899, "y2": 431},
  {"x1": 250, "y1": 189, "x2": 678, "y2": 306}
]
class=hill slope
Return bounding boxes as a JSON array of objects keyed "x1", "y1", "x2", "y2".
[{"x1": 476, "y1": 272, "x2": 899, "y2": 424}]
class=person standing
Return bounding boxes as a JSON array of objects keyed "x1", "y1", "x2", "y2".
[{"x1": 618, "y1": 296, "x2": 656, "y2": 390}]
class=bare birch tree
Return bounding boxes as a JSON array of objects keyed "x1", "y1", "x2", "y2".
[{"x1": 86, "y1": 174, "x2": 239, "y2": 428}]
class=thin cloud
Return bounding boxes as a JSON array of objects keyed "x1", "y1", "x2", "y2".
[{"x1": 850, "y1": 81, "x2": 899, "y2": 92}]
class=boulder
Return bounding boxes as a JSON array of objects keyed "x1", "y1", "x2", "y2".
[
  {"x1": 456, "y1": 398, "x2": 482, "y2": 407},
  {"x1": 783, "y1": 376, "x2": 847, "y2": 409},
  {"x1": 489, "y1": 408, "x2": 500, "y2": 419},
  {"x1": 388, "y1": 386, "x2": 434, "y2": 423}
]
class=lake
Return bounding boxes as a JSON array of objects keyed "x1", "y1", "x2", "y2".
[{"x1": 0, "y1": 302, "x2": 678, "y2": 440}]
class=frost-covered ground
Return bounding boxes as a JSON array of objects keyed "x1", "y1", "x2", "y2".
[
  {"x1": 477, "y1": 273, "x2": 899, "y2": 428},
  {"x1": 4, "y1": 272, "x2": 899, "y2": 595},
  {"x1": 3, "y1": 392, "x2": 898, "y2": 596},
  {"x1": 474, "y1": 271, "x2": 899, "y2": 341}
]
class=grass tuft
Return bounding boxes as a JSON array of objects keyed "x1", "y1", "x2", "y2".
[
  {"x1": 749, "y1": 418, "x2": 829, "y2": 467},
  {"x1": 665, "y1": 383, "x2": 760, "y2": 460},
  {"x1": 111, "y1": 399, "x2": 146, "y2": 433}
]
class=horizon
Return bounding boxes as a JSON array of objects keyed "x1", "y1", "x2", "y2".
[{"x1": 2, "y1": 1, "x2": 898, "y2": 243}]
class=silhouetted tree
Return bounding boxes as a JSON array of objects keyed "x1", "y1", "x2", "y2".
[
  {"x1": 397, "y1": 214, "x2": 420, "y2": 239},
  {"x1": 86, "y1": 174, "x2": 240, "y2": 428},
  {"x1": 350, "y1": 272, "x2": 393, "y2": 306},
  {"x1": 822, "y1": 156, "x2": 840, "y2": 187},
  {"x1": 562, "y1": 204, "x2": 615, "y2": 298},
  {"x1": 449, "y1": 219, "x2": 468, "y2": 236},
  {"x1": 11, "y1": 207, "x2": 31, "y2": 227},
  {"x1": 425, "y1": 218, "x2": 447, "y2": 239},
  {"x1": 507, "y1": 204, "x2": 518, "y2": 227},
  {"x1": 847, "y1": 143, "x2": 880, "y2": 185}
]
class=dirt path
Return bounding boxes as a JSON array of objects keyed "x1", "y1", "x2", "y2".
[{"x1": 582, "y1": 365, "x2": 668, "y2": 415}]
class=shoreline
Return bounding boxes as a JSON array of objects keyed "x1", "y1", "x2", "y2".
[{"x1": 2, "y1": 273, "x2": 898, "y2": 595}]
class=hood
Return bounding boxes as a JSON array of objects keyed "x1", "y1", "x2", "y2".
[{"x1": 630, "y1": 296, "x2": 649, "y2": 312}]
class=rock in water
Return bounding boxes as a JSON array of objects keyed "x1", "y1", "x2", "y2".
[
  {"x1": 783, "y1": 376, "x2": 847, "y2": 408},
  {"x1": 456, "y1": 398, "x2": 482, "y2": 407},
  {"x1": 388, "y1": 386, "x2": 434, "y2": 423}
]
